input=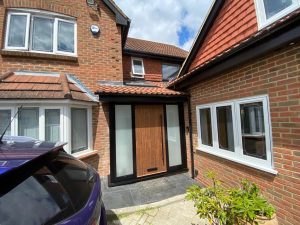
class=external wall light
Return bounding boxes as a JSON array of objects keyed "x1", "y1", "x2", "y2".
[{"x1": 87, "y1": 0, "x2": 99, "y2": 11}]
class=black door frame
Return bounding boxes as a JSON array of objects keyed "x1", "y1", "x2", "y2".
[{"x1": 109, "y1": 102, "x2": 187, "y2": 185}]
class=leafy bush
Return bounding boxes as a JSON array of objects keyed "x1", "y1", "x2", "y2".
[{"x1": 186, "y1": 172, "x2": 275, "y2": 225}]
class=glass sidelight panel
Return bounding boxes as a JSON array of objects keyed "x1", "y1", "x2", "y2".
[
  {"x1": 166, "y1": 105, "x2": 182, "y2": 167},
  {"x1": 115, "y1": 105, "x2": 133, "y2": 177}
]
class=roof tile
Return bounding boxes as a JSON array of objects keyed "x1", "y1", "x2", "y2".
[
  {"x1": 0, "y1": 73, "x2": 96, "y2": 102},
  {"x1": 97, "y1": 81, "x2": 185, "y2": 97},
  {"x1": 125, "y1": 37, "x2": 188, "y2": 59}
]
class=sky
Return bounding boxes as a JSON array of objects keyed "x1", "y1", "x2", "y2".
[{"x1": 114, "y1": 0, "x2": 214, "y2": 51}]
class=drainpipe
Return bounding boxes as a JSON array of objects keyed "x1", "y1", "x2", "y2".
[{"x1": 187, "y1": 95, "x2": 195, "y2": 179}]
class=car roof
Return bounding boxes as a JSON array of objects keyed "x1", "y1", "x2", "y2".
[{"x1": 0, "y1": 136, "x2": 66, "y2": 175}]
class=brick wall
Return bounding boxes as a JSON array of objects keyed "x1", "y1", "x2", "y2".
[
  {"x1": 123, "y1": 55, "x2": 163, "y2": 81},
  {"x1": 185, "y1": 42, "x2": 300, "y2": 225},
  {"x1": 0, "y1": 0, "x2": 123, "y2": 176}
]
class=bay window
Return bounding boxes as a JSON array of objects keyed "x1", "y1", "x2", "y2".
[
  {"x1": 255, "y1": 0, "x2": 300, "y2": 28},
  {"x1": 5, "y1": 10, "x2": 77, "y2": 55},
  {"x1": 196, "y1": 96, "x2": 274, "y2": 173},
  {"x1": 0, "y1": 105, "x2": 92, "y2": 155}
]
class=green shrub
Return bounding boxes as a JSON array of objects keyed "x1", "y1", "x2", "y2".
[{"x1": 186, "y1": 172, "x2": 275, "y2": 225}]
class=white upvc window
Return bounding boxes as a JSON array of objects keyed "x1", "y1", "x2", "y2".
[
  {"x1": 5, "y1": 9, "x2": 77, "y2": 56},
  {"x1": 0, "y1": 107, "x2": 15, "y2": 136},
  {"x1": 196, "y1": 95, "x2": 276, "y2": 174},
  {"x1": 0, "y1": 104, "x2": 92, "y2": 155},
  {"x1": 254, "y1": 0, "x2": 300, "y2": 29},
  {"x1": 131, "y1": 58, "x2": 145, "y2": 78}
]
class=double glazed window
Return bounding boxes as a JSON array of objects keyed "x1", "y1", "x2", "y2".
[
  {"x1": 5, "y1": 10, "x2": 76, "y2": 55},
  {"x1": 0, "y1": 106, "x2": 91, "y2": 154},
  {"x1": 255, "y1": 0, "x2": 300, "y2": 28},
  {"x1": 71, "y1": 108, "x2": 88, "y2": 154},
  {"x1": 162, "y1": 64, "x2": 180, "y2": 81},
  {"x1": 131, "y1": 58, "x2": 145, "y2": 78},
  {"x1": 197, "y1": 96, "x2": 273, "y2": 171}
]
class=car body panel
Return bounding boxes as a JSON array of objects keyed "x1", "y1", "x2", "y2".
[{"x1": 0, "y1": 136, "x2": 106, "y2": 225}]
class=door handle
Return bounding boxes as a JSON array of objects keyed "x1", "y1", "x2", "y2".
[{"x1": 160, "y1": 115, "x2": 164, "y2": 164}]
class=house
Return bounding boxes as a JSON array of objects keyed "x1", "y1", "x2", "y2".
[
  {"x1": 97, "y1": 37, "x2": 188, "y2": 183},
  {"x1": 0, "y1": 0, "x2": 188, "y2": 186},
  {"x1": 168, "y1": 0, "x2": 300, "y2": 224}
]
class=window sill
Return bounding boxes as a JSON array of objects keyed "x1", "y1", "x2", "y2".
[
  {"x1": 73, "y1": 150, "x2": 98, "y2": 160},
  {"x1": 196, "y1": 147, "x2": 278, "y2": 175},
  {"x1": 1, "y1": 49, "x2": 78, "y2": 62}
]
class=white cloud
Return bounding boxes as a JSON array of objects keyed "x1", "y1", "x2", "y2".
[{"x1": 115, "y1": 0, "x2": 213, "y2": 51}]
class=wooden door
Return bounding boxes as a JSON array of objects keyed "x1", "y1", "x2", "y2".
[{"x1": 135, "y1": 105, "x2": 167, "y2": 177}]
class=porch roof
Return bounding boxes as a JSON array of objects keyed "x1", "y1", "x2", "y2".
[
  {"x1": 0, "y1": 71, "x2": 98, "y2": 102},
  {"x1": 96, "y1": 80, "x2": 186, "y2": 98}
]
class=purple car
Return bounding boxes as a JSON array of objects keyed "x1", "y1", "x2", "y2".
[{"x1": 0, "y1": 136, "x2": 106, "y2": 225}]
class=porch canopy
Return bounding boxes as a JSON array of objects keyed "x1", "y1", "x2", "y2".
[{"x1": 95, "y1": 80, "x2": 187, "y2": 103}]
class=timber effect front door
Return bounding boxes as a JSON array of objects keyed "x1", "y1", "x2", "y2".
[{"x1": 135, "y1": 105, "x2": 167, "y2": 177}]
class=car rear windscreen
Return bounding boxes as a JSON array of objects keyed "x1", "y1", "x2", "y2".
[{"x1": 0, "y1": 151, "x2": 96, "y2": 225}]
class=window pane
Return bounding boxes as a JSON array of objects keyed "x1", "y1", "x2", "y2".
[
  {"x1": 200, "y1": 108, "x2": 212, "y2": 146},
  {"x1": 263, "y1": 0, "x2": 293, "y2": 19},
  {"x1": 71, "y1": 108, "x2": 88, "y2": 153},
  {"x1": 240, "y1": 102, "x2": 266, "y2": 160},
  {"x1": 162, "y1": 64, "x2": 180, "y2": 81},
  {"x1": 18, "y1": 108, "x2": 39, "y2": 139},
  {"x1": 32, "y1": 17, "x2": 54, "y2": 52},
  {"x1": 45, "y1": 109, "x2": 60, "y2": 142},
  {"x1": 133, "y1": 60, "x2": 144, "y2": 74},
  {"x1": 58, "y1": 21, "x2": 75, "y2": 53},
  {"x1": 217, "y1": 106, "x2": 234, "y2": 151},
  {"x1": 0, "y1": 110, "x2": 11, "y2": 136},
  {"x1": 115, "y1": 105, "x2": 133, "y2": 177},
  {"x1": 7, "y1": 15, "x2": 27, "y2": 47},
  {"x1": 166, "y1": 105, "x2": 182, "y2": 167}
]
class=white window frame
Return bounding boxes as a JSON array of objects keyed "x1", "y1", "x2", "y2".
[
  {"x1": 0, "y1": 107, "x2": 16, "y2": 136},
  {"x1": 254, "y1": 0, "x2": 300, "y2": 29},
  {"x1": 67, "y1": 105, "x2": 93, "y2": 157},
  {"x1": 4, "y1": 9, "x2": 77, "y2": 56},
  {"x1": 196, "y1": 95, "x2": 276, "y2": 174},
  {"x1": 5, "y1": 12, "x2": 30, "y2": 50},
  {"x1": 131, "y1": 57, "x2": 145, "y2": 78},
  {"x1": 0, "y1": 103, "x2": 92, "y2": 156}
]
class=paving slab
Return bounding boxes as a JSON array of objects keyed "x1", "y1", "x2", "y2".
[
  {"x1": 107, "y1": 196, "x2": 207, "y2": 225},
  {"x1": 101, "y1": 173, "x2": 199, "y2": 210}
]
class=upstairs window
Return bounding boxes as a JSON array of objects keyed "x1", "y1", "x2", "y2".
[
  {"x1": 131, "y1": 58, "x2": 145, "y2": 78},
  {"x1": 255, "y1": 0, "x2": 300, "y2": 28},
  {"x1": 162, "y1": 64, "x2": 180, "y2": 81},
  {"x1": 5, "y1": 10, "x2": 77, "y2": 56}
]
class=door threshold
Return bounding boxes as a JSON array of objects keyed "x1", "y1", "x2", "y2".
[{"x1": 108, "y1": 168, "x2": 188, "y2": 187}]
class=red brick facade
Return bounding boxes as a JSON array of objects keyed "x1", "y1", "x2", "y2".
[
  {"x1": 185, "y1": 42, "x2": 300, "y2": 225},
  {"x1": 123, "y1": 55, "x2": 163, "y2": 81},
  {"x1": 0, "y1": 0, "x2": 124, "y2": 176}
]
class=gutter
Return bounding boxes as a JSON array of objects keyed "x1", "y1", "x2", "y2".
[{"x1": 187, "y1": 96, "x2": 195, "y2": 179}]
